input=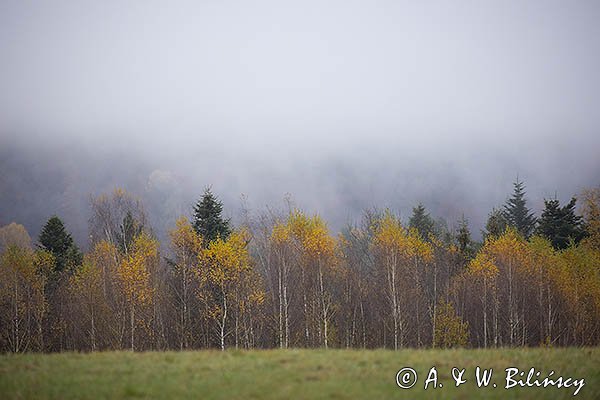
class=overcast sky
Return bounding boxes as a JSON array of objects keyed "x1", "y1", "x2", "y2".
[{"x1": 1, "y1": 0, "x2": 599, "y2": 245}]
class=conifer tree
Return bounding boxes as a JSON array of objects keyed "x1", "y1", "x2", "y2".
[
  {"x1": 38, "y1": 216, "x2": 82, "y2": 272},
  {"x1": 192, "y1": 188, "x2": 231, "y2": 244},
  {"x1": 456, "y1": 215, "x2": 474, "y2": 261},
  {"x1": 483, "y1": 208, "x2": 508, "y2": 240},
  {"x1": 503, "y1": 179, "x2": 537, "y2": 238},
  {"x1": 409, "y1": 203, "x2": 435, "y2": 241},
  {"x1": 536, "y1": 197, "x2": 586, "y2": 250}
]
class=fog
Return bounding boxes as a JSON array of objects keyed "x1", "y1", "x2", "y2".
[{"x1": 1, "y1": 0, "x2": 599, "y2": 246}]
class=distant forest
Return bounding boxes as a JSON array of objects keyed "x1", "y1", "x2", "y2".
[{"x1": 1, "y1": 181, "x2": 599, "y2": 352}]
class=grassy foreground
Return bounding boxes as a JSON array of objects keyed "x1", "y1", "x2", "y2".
[{"x1": 0, "y1": 348, "x2": 598, "y2": 399}]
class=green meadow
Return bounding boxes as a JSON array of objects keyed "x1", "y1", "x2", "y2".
[{"x1": 0, "y1": 348, "x2": 598, "y2": 399}]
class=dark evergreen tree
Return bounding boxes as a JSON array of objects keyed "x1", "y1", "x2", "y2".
[
  {"x1": 409, "y1": 203, "x2": 435, "y2": 241},
  {"x1": 433, "y1": 217, "x2": 454, "y2": 245},
  {"x1": 192, "y1": 188, "x2": 231, "y2": 244},
  {"x1": 456, "y1": 215, "x2": 474, "y2": 261},
  {"x1": 38, "y1": 216, "x2": 82, "y2": 272},
  {"x1": 482, "y1": 208, "x2": 508, "y2": 239},
  {"x1": 503, "y1": 179, "x2": 537, "y2": 238},
  {"x1": 536, "y1": 197, "x2": 586, "y2": 250},
  {"x1": 116, "y1": 211, "x2": 143, "y2": 255}
]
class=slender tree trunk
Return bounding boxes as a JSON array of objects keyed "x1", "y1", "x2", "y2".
[
  {"x1": 547, "y1": 281, "x2": 552, "y2": 343},
  {"x1": 360, "y1": 300, "x2": 366, "y2": 348},
  {"x1": 181, "y1": 264, "x2": 187, "y2": 350},
  {"x1": 130, "y1": 305, "x2": 135, "y2": 351},
  {"x1": 483, "y1": 276, "x2": 488, "y2": 348},
  {"x1": 388, "y1": 254, "x2": 399, "y2": 351},
  {"x1": 284, "y1": 276, "x2": 289, "y2": 349},
  {"x1": 278, "y1": 258, "x2": 283, "y2": 348},
  {"x1": 235, "y1": 296, "x2": 239, "y2": 349},
  {"x1": 508, "y1": 259, "x2": 514, "y2": 346},
  {"x1": 220, "y1": 290, "x2": 227, "y2": 351},
  {"x1": 318, "y1": 260, "x2": 328, "y2": 349},
  {"x1": 432, "y1": 263, "x2": 437, "y2": 347},
  {"x1": 13, "y1": 273, "x2": 19, "y2": 353},
  {"x1": 91, "y1": 304, "x2": 96, "y2": 351},
  {"x1": 302, "y1": 268, "x2": 309, "y2": 346},
  {"x1": 494, "y1": 285, "x2": 499, "y2": 347}
]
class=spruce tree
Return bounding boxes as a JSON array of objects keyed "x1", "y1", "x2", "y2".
[
  {"x1": 433, "y1": 217, "x2": 453, "y2": 245},
  {"x1": 409, "y1": 203, "x2": 435, "y2": 241},
  {"x1": 192, "y1": 188, "x2": 231, "y2": 244},
  {"x1": 38, "y1": 216, "x2": 82, "y2": 272},
  {"x1": 536, "y1": 197, "x2": 586, "y2": 250},
  {"x1": 482, "y1": 208, "x2": 508, "y2": 239},
  {"x1": 456, "y1": 215, "x2": 474, "y2": 261},
  {"x1": 503, "y1": 179, "x2": 537, "y2": 238}
]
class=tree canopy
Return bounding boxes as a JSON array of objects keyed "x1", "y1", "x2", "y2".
[
  {"x1": 38, "y1": 216, "x2": 81, "y2": 273},
  {"x1": 409, "y1": 203, "x2": 435, "y2": 241},
  {"x1": 192, "y1": 188, "x2": 231, "y2": 244},
  {"x1": 503, "y1": 179, "x2": 537, "y2": 238},
  {"x1": 536, "y1": 197, "x2": 586, "y2": 250}
]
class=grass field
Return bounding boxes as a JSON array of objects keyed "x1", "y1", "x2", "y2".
[{"x1": 0, "y1": 348, "x2": 598, "y2": 399}]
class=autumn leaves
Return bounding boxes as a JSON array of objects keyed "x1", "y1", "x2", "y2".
[
  {"x1": 372, "y1": 212, "x2": 433, "y2": 349},
  {"x1": 166, "y1": 217, "x2": 265, "y2": 351},
  {"x1": 263, "y1": 211, "x2": 338, "y2": 349},
  {"x1": 199, "y1": 227, "x2": 263, "y2": 351},
  {"x1": 462, "y1": 228, "x2": 600, "y2": 347},
  {"x1": 67, "y1": 234, "x2": 159, "y2": 351},
  {"x1": 0, "y1": 246, "x2": 51, "y2": 352},
  {"x1": 2, "y1": 186, "x2": 600, "y2": 352}
]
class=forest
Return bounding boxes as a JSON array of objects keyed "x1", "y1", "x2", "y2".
[{"x1": 1, "y1": 181, "x2": 599, "y2": 353}]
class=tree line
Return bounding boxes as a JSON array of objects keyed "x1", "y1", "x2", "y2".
[{"x1": 1, "y1": 182, "x2": 599, "y2": 352}]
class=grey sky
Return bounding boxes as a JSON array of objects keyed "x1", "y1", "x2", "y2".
[{"x1": 1, "y1": 1, "x2": 599, "y2": 244}]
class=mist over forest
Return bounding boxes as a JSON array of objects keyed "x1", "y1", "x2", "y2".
[
  {"x1": 3, "y1": 0, "x2": 600, "y2": 362},
  {"x1": 1, "y1": 1, "x2": 600, "y2": 248},
  {"x1": 2, "y1": 130, "x2": 598, "y2": 248}
]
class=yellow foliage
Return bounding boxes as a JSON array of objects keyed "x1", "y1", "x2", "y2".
[
  {"x1": 117, "y1": 232, "x2": 158, "y2": 306},
  {"x1": 527, "y1": 235, "x2": 559, "y2": 277},
  {"x1": 276, "y1": 210, "x2": 337, "y2": 267},
  {"x1": 270, "y1": 221, "x2": 291, "y2": 244},
  {"x1": 434, "y1": 301, "x2": 469, "y2": 348},
  {"x1": 0, "y1": 245, "x2": 47, "y2": 351},
  {"x1": 170, "y1": 217, "x2": 203, "y2": 254},
  {"x1": 202, "y1": 229, "x2": 253, "y2": 290},
  {"x1": 581, "y1": 187, "x2": 600, "y2": 250},
  {"x1": 302, "y1": 216, "x2": 335, "y2": 259},
  {"x1": 558, "y1": 245, "x2": 600, "y2": 329},
  {"x1": 199, "y1": 228, "x2": 265, "y2": 338},
  {"x1": 33, "y1": 250, "x2": 55, "y2": 277},
  {"x1": 1, "y1": 246, "x2": 43, "y2": 284},
  {"x1": 469, "y1": 227, "x2": 529, "y2": 279},
  {"x1": 373, "y1": 211, "x2": 433, "y2": 262},
  {"x1": 407, "y1": 227, "x2": 433, "y2": 262},
  {"x1": 90, "y1": 240, "x2": 119, "y2": 269},
  {"x1": 373, "y1": 211, "x2": 406, "y2": 253},
  {"x1": 287, "y1": 209, "x2": 311, "y2": 240},
  {"x1": 70, "y1": 259, "x2": 102, "y2": 297},
  {"x1": 468, "y1": 251, "x2": 499, "y2": 279},
  {"x1": 169, "y1": 217, "x2": 203, "y2": 278}
]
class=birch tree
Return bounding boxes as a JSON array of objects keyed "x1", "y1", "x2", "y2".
[
  {"x1": 169, "y1": 217, "x2": 203, "y2": 349},
  {"x1": 117, "y1": 232, "x2": 158, "y2": 351}
]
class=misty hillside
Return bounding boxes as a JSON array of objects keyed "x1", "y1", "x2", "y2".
[
  {"x1": 1, "y1": 1, "x2": 600, "y2": 246},
  {"x1": 2, "y1": 133, "x2": 598, "y2": 248}
]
